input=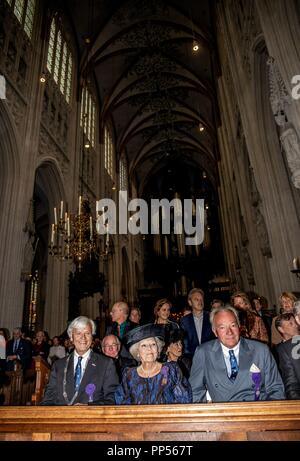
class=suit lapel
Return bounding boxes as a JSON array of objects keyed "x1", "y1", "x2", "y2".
[
  {"x1": 66, "y1": 354, "x2": 75, "y2": 398},
  {"x1": 189, "y1": 315, "x2": 199, "y2": 347},
  {"x1": 233, "y1": 337, "x2": 253, "y2": 387},
  {"x1": 211, "y1": 341, "x2": 231, "y2": 383}
]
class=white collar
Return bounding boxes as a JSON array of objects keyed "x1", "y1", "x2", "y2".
[
  {"x1": 220, "y1": 341, "x2": 240, "y2": 356},
  {"x1": 74, "y1": 349, "x2": 91, "y2": 360}
]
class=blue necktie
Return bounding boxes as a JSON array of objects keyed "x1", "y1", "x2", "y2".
[
  {"x1": 229, "y1": 350, "x2": 238, "y2": 381},
  {"x1": 13, "y1": 340, "x2": 19, "y2": 353},
  {"x1": 74, "y1": 356, "x2": 83, "y2": 392}
]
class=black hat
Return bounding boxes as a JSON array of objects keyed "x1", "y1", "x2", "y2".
[
  {"x1": 123, "y1": 323, "x2": 165, "y2": 350},
  {"x1": 167, "y1": 329, "x2": 185, "y2": 345}
]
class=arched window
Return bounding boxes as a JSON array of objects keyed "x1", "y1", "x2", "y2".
[
  {"x1": 46, "y1": 17, "x2": 73, "y2": 104},
  {"x1": 80, "y1": 86, "x2": 96, "y2": 148},
  {"x1": 104, "y1": 126, "x2": 114, "y2": 179},
  {"x1": 119, "y1": 155, "x2": 128, "y2": 191},
  {"x1": 5, "y1": 0, "x2": 36, "y2": 39}
]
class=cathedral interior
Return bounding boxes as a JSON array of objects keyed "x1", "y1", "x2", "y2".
[{"x1": 0, "y1": 0, "x2": 300, "y2": 338}]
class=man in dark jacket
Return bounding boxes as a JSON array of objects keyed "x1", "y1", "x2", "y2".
[
  {"x1": 102, "y1": 334, "x2": 136, "y2": 380},
  {"x1": 41, "y1": 316, "x2": 119, "y2": 405},
  {"x1": 6, "y1": 327, "x2": 31, "y2": 371},
  {"x1": 277, "y1": 300, "x2": 300, "y2": 399},
  {"x1": 180, "y1": 288, "x2": 214, "y2": 359},
  {"x1": 105, "y1": 301, "x2": 138, "y2": 359}
]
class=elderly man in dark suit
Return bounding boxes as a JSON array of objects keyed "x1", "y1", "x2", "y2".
[
  {"x1": 189, "y1": 305, "x2": 285, "y2": 402},
  {"x1": 41, "y1": 316, "x2": 119, "y2": 405},
  {"x1": 6, "y1": 327, "x2": 31, "y2": 371},
  {"x1": 179, "y1": 288, "x2": 214, "y2": 359}
]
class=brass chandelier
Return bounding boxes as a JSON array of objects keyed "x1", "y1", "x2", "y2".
[{"x1": 49, "y1": 197, "x2": 109, "y2": 271}]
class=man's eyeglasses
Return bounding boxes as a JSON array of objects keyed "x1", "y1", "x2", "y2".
[{"x1": 103, "y1": 344, "x2": 119, "y2": 349}]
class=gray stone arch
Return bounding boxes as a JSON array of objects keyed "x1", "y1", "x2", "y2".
[
  {"x1": 32, "y1": 159, "x2": 69, "y2": 337},
  {"x1": 0, "y1": 100, "x2": 26, "y2": 330}
]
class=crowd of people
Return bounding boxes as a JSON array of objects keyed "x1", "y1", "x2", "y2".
[{"x1": 1, "y1": 288, "x2": 300, "y2": 405}]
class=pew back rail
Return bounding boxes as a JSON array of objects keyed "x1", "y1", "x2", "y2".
[{"x1": 0, "y1": 401, "x2": 300, "y2": 441}]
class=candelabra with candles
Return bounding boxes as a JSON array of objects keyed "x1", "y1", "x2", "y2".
[{"x1": 49, "y1": 196, "x2": 108, "y2": 271}]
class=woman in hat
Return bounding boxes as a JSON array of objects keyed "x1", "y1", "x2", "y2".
[{"x1": 114, "y1": 324, "x2": 192, "y2": 404}]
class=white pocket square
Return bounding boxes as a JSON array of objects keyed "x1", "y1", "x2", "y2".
[{"x1": 249, "y1": 363, "x2": 260, "y2": 373}]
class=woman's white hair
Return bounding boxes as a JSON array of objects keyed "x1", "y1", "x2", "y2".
[
  {"x1": 67, "y1": 316, "x2": 96, "y2": 338},
  {"x1": 129, "y1": 337, "x2": 165, "y2": 362}
]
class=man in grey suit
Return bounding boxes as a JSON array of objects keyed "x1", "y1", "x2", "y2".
[
  {"x1": 189, "y1": 305, "x2": 285, "y2": 402},
  {"x1": 41, "y1": 316, "x2": 119, "y2": 405}
]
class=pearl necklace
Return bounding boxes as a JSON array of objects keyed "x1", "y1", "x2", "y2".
[{"x1": 140, "y1": 362, "x2": 160, "y2": 378}]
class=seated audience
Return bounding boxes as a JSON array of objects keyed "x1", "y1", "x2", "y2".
[
  {"x1": 275, "y1": 313, "x2": 299, "y2": 343},
  {"x1": 41, "y1": 316, "x2": 119, "y2": 405},
  {"x1": 115, "y1": 324, "x2": 192, "y2": 404},
  {"x1": 48, "y1": 336, "x2": 66, "y2": 365},
  {"x1": 153, "y1": 298, "x2": 180, "y2": 340},
  {"x1": 6, "y1": 327, "x2": 32, "y2": 371},
  {"x1": 102, "y1": 334, "x2": 136, "y2": 380},
  {"x1": 250, "y1": 294, "x2": 273, "y2": 344},
  {"x1": 277, "y1": 301, "x2": 300, "y2": 399},
  {"x1": 106, "y1": 301, "x2": 138, "y2": 361},
  {"x1": 210, "y1": 299, "x2": 224, "y2": 310},
  {"x1": 231, "y1": 291, "x2": 268, "y2": 343},
  {"x1": 64, "y1": 338, "x2": 74, "y2": 355},
  {"x1": 189, "y1": 305, "x2": 285, "y2": 402},
  {"x1": 129, "y1": 307, "x2": 142, "y2": 325},
  {"x1": 163, "y1": 329, "x2": 191, "y2": 379},
  {"x1": 0, "y1": 328, "x2": 9, "y2": 372},
  {"x1": 180, "y1": 288, "x2": 214, "y2": 359},
  {"x1": 32, "y1": 330, "x2": 50, "y2": 360},
  {"x1": 271, "y1": 292, "x2": 297, "y2": 346}
]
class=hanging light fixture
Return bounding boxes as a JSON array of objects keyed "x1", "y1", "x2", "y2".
[
  {"x1": 192, "y1": 40, "x2": 199, "y2": 52},
  {"x1": 49, "y1": 197, "x2": 96, "y2": 270},
  {"x1": 49, "y1": 196, "x2": 110, "y2": 271}
]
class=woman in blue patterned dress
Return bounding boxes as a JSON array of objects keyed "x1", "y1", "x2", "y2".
[{"x1": 115, "y1": 324, "x2": 192, "y2": 404}]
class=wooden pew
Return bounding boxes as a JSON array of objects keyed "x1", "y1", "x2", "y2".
[
  {"x1": 0, "y1": 357, "x2": 50, "y2": 406},
  {"x1": 0, "y1": 401, "x2": 300, "y2": 440},
  {"x1": 31, "y1": 356, "x2": 50, "y2": 405},
  {"x1": 1, "y1": 362, "x2": 24, "y2": 405}
]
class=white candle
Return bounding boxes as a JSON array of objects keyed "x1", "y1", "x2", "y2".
[
  {"x1": 106, "y1": 224, "x2": 109, "y2": 245},
  {"x1": 64, "y1": 212, "x2": 68, "y2": 231},
  {"x1": 60, "y1": 201, "x2": 63, "y2": 219},
  {"x1": 293, "y1": 257, "x2": 300, "y2": 270},
  {"x1": 79, "y1": 196, "x2": 82, "y2": 215},
  {"x1": 67, "y1": 217, "x2": 70, "y2": 237},
  {"x1": 51, "y1": 224, "x2": 55, "y2": 245},
  {"x1": 90, "y1": 216, "x2": 93, "y2": 239},
  {"x1": 54, "y1": 207, "x2": 57, "y2": 225}
]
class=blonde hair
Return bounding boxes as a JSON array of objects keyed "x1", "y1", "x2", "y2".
[
  {"x1": 154, "y1": 298, "x2": 172, "y2": 320},
  {"x1": 230, "y1": 291, "x2": 251, "y2": 309},
  {"x1": 279, "y1": 291, "x2": 297, "y2": 305}
]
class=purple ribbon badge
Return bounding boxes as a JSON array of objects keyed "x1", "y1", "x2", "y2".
[
  {"x1": 85, "y1": 383, "x2": 96, "y2": 403},
  {"x1": 250, "y1": 364, "x2": 261, "y2": 401}
]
